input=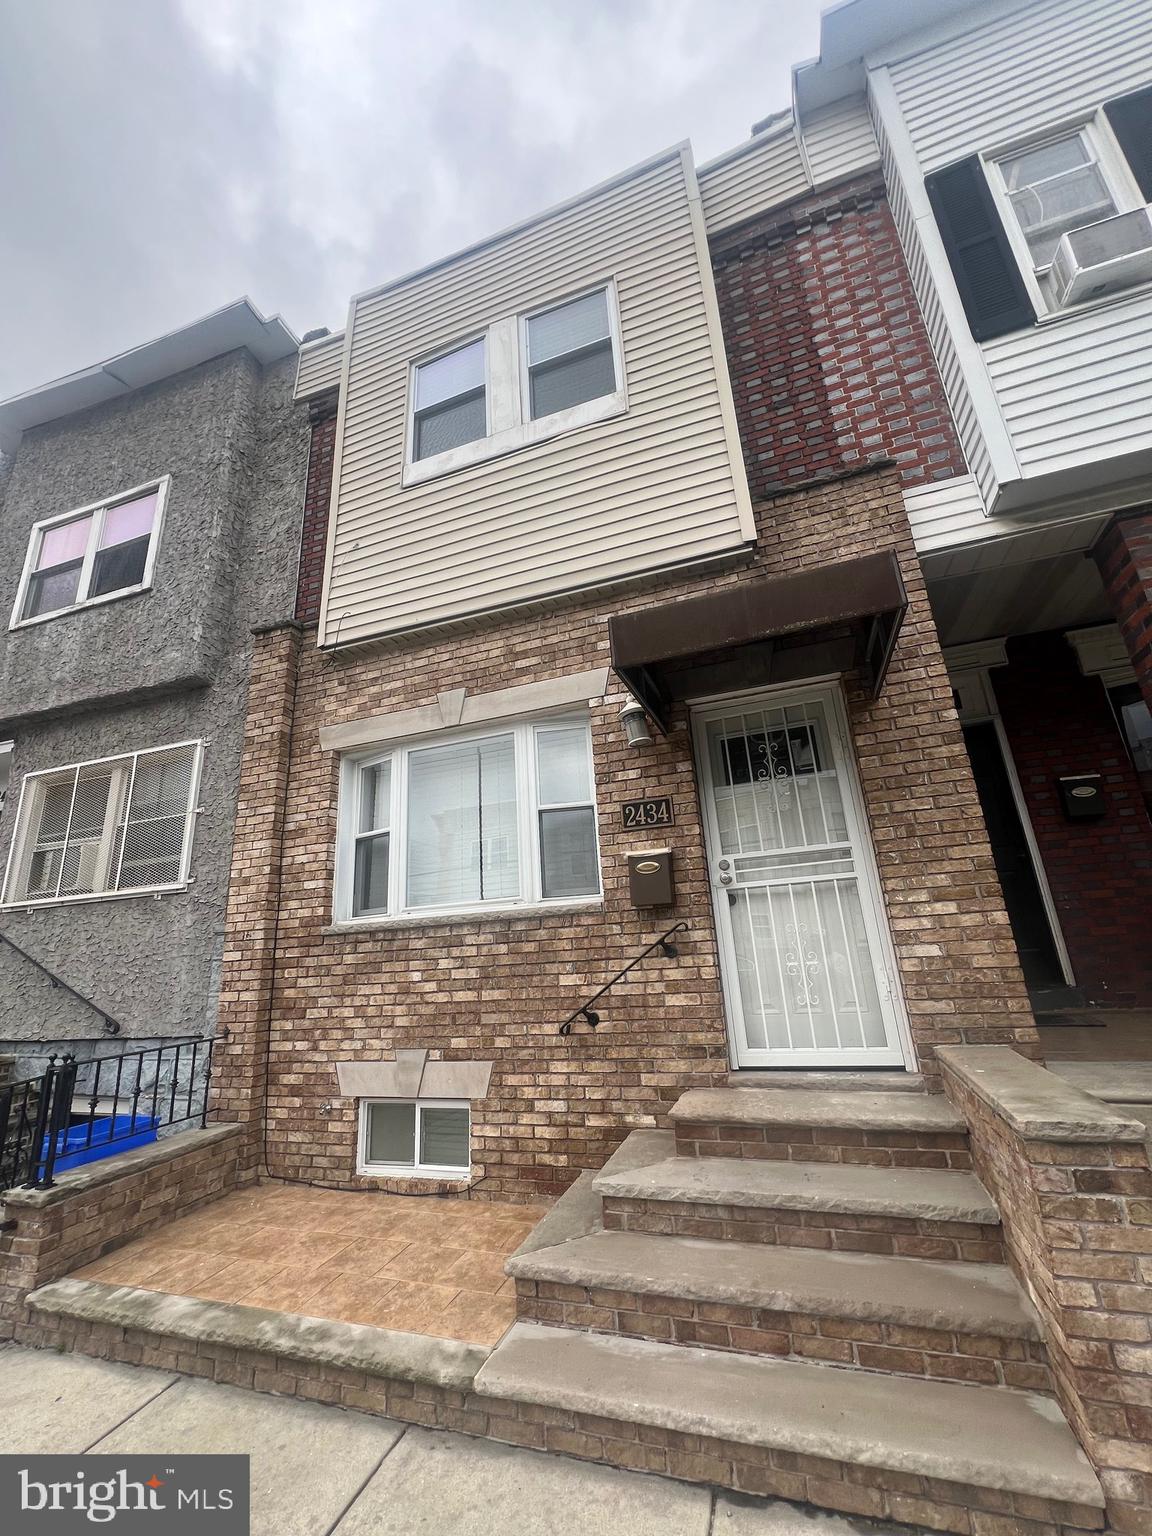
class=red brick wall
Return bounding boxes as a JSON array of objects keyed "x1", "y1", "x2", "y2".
[
  {"x1": 214, "y1": 466, "x2": 1035, "y2": 1200},
  {"x1": 294, "y1": 392, "x2": 338, "y2": 625},
  {"x1": 710, "y1": 177, "x2": 968, "y2": 500},
  {"x1": 1095, "y1": 509, "x2": 1152, "y2": 713},
  {"x1": 991, "y1": 632, "x2": 1152, "y2": 1007}
]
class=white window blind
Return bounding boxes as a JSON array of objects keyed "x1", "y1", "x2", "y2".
[
  {"x1": 3, "y1": 741, "x2": 201, "y2": 906},
  {"x1": 340, "y1": 716, "x2": 600, "y2": 920}
]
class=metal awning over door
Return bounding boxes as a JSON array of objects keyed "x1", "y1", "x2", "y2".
[{"x1": 608, "y1": 550, "x2": 908, "y2": 732}]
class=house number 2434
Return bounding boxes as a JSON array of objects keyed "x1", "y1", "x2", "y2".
[{"x1": 621, "y1": 797, "x2": 675, "y2": 829}]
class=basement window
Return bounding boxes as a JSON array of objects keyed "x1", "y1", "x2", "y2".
[
  {"x1": 1, "y1": 740, "x2": 202, "y2": 908},
  {"x1": 10, "y1": 478, "x2": 169, "y2": 629},
  {"x1": 358, "y1": 1099, "x2": 471, "y2": 1177}
]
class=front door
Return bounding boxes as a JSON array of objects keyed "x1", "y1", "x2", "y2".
[{"x1": 694, "y1": 686, "x2": 908, "y2": 1068}]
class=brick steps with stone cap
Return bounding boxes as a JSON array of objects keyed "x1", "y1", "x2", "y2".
[
  {"x1": 595, "y1": 1154, "x2": 1004, "y2": 1264},
  {"x1": 506, "y1": 1228, "x2": 1050, "y2": 1389},
  {"x1": 671, "y1": 1088, "x2": 971, "y2": 1169},
  {"x1": 474, "y1": 1322, "x2": 1103, "y2": 1530}
]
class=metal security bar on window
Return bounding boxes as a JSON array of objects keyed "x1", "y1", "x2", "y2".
[{"x1": 3, "y1": 741, "x2": 201, "y2": 906}]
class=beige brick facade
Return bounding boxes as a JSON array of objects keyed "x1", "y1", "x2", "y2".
[{"x1": 212, "y1": 465, "x2": 1036, "y2": 1200}]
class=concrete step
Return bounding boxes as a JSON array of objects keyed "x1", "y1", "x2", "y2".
[
  {"x1": 671, "y1": 1088, "x2": 970, "y2": 1170},
  {"x1": 727, "y1": 1071, "x2": 928, "y2": 1093},
  {"x1": 594, "y1": 1156, "x2": 1004, "y2": 1264},
  {"x1": 474, "y1": 1323, "x2": 1102, "y2": 1526},
  {"x1": 507, "y1": 1228, "x2": 1049, "y2": 1388}
]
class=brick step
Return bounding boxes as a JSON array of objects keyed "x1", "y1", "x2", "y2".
[
  {"x1": 671, "y1": 1088, "x2": 970, "y2": 1169},
  {"x1": 474, "y1": 1323, "x2": 1102, "y2": 1532},
  {"x1": 506, "y1": 1229, "x2": 1051, "y2": 1390},
  {"x1": 594, "y1": 1156, "x2": 1004, "y2": 1264}
]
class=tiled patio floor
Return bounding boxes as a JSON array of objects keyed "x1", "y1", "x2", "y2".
[{"x1": 70, "y1": 1182, "x2": 549, "y2": 1346}]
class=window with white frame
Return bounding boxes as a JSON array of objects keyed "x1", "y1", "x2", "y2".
[
  {"x1": 338, "y1": 716, "x2": 600, "y2": 920},
  {"x1": 985, "y1": 116, "x2": 1148, "y2": 312},
  {"x1": 11, "y1": 479, "x2": 168, "y2": 628},
  {"x1": 358, "y1": 1099, "x2": 470, "y2": 1177},
  {"x1": 996, "y1": 130, "x2": 1120, "y2": 270},
  {"x1": 1, "y1": 741, "x2": 201, "y2": 907},
  {"x1": 412, "y1": 339, "x2": 487, "y2": 460},
  {"x1": 405, "y1": 284, "x2": 623, "y2": 482}
]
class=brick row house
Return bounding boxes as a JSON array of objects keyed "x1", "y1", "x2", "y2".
[{"x1": 5, "y1": 1, "x2": 1152, "y2": 1531}]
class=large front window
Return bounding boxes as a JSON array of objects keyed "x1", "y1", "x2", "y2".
[
  {"x1": 338, "y1": 717, "x2": 600, "y2": 920},
  {"x1": 1, "y1": 741, "x2": 202, "y2": 906}
]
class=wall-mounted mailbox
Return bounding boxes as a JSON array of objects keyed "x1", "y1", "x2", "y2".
[
  {"x1": 627, "y1": 848, "x2": 675, "y2": 907},
  {"x1": 1057, "y1": 773, "x2": 1106, "y2": 821}
]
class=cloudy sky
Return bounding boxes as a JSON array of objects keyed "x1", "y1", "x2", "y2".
[{"x1": 0, "y1": 0, "x2": 827, "y2": 399}]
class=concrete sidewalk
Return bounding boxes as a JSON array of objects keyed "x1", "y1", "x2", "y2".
[{"x1": 0, "y1": 1345, "x2": 927, "y2": 1534}]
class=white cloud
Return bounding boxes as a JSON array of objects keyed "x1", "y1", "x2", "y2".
[{"x1": 0, "y1": 0, "x2": 824, "y2": 397}]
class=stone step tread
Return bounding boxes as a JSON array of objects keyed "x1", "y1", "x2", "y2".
[
  {"x1": 671, "y1": 1088, "x2": 966, "y2": 1134},
  {"x1": 594, "y1": 1156, "x2": 999, "y2": 1225},
  {"x1": 474, "y1": 1323, "x2": 1100, "y2": 1508},
  {"x1": 727, "y1": 1071, "x2": 928, "y2": 1094},
  {"x1": 507, "y1": 1230, "x2": 1040, "y2": 1338}
]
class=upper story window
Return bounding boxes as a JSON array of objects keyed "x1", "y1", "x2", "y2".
[
  {"x1": 404, "y1": 283, "x2": 624, "y2": 485},
  {"x1": 11, "y1": 478, "x2": 168, "y2": 630},
  {"x1": 996, "y1": 132, "x2": 1119, "y2": 270},
  {"x1": 525, "y1": 290, "x2": 616, "y2": 420},
  {"x1": 412, "y1": 339, "x2": 487, "y2": 460},
  {"x1": 337, "y1": 715, "x2": 600, "y2": 921},
  {"x1": 927, "y1": 89, "x2": 1152, "y2": 341},
  {"x1": 1, "y1": 740, "x2": 202, "y2": 908}
]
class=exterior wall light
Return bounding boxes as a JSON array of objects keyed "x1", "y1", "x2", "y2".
[{"x1": 620, "y1": 701, "x2": 653, "y2": 746}]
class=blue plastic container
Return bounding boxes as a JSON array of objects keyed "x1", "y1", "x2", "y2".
[{"x1": 42, "y1": 1114, "x2": 160, "y2": 1174}]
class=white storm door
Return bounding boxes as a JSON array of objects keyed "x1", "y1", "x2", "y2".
[{"x1": 695, "y1": 687, "x2": 907, "y2": 1068}]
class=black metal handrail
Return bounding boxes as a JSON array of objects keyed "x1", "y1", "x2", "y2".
[
  {"x1": 558, "y1": 922, "x2": 688, "y2": 1035},
  {"x1": 0, "y1": 930, "x2": 125, "y2": 1037},
  {"x1": 0, "y1": 1037, "x2": 213, "y2": 1191}
]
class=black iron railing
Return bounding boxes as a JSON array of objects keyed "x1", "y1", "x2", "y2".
[
  {"x1": 558, "y1": 922, "x2": 688, "y2": 1035},
  {"x1": 0, "y1": 1038, "x2": 213, "y2": 1191},
  {"x1": 0, "y1": 931, "x2": 124, "y2": 1036}
]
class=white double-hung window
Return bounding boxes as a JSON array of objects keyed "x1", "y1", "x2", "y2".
[
  {"x1": 11, "y1": 478, "x2": 168, "y2": 628},
  {"x1": 338, "y1": 716, "x2": 600, "y2": 920},
  {"x1": 1, "y1": 741, "x2": 202, "y2": 907},
  {"x1": 405, "y1": 284, "x2": 624, "y2": 482}
]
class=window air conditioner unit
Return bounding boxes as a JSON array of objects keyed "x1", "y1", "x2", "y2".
[{"x1": 1051, "y1": 207, "x2": 1152, "y2": 307}]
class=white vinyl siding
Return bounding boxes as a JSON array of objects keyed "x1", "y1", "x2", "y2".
[
  {"x1": 885, "y1": 0, "x2": 1152, "y2": 177},
  {"x1": 982, "y1": 296, "x2": 1152, "y2": 475},
  {"x1": 800, "y1": 97, "x2": 881, "y2": 191},
  {"x1": 869, "y1": 98, "x2": 1000, "y2": 509},
  {"x1": 874, "y1": 0, "x2": 1152, "y2": 507},
  {"x1": 321, "y1": 149, "x2": 753, "y2": 646},
  {"x1": 335, "y1": 716, "x2": 600, "y2": 922},
  {"x1": 697, "y1": 122, "x2": 809, "y2": 235},
  {"x1": 2, "y1": 741, "x2": 202, "y2": 908},
  {"x1": 294, "y1": 332, "x2": 345, "y2": 400}
]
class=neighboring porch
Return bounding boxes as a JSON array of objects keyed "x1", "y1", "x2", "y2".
[{"x1": 928, "y1": 508, "x2": 1152, "y2": 1063}]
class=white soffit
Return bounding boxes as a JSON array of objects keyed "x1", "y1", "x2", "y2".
[{"x1": 0, "y1": 299, "x2": 299, "y2": 453}]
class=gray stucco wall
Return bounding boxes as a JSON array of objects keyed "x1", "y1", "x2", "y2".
[{"x1": 0, "y1": 349, "x2": 309, "y2": 1077}]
